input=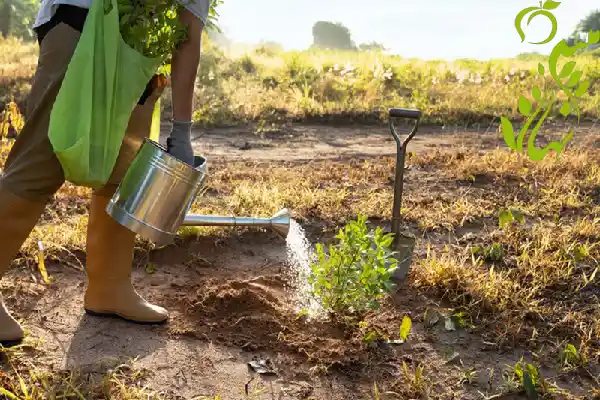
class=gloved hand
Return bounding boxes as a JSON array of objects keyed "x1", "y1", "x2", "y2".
[{"x1": 166, "y1": 120, "x2": 194, "y2": 166}]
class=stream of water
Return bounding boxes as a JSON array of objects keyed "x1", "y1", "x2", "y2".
[{"x1": 283, "y1": 219, "x2": 325, "y2": 320}]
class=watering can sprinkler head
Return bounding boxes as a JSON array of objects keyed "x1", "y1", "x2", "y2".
[
  {"x1": 268, "y1": 208, "x2": 292, "y2": 238},
  {"x1": 182, "y1": 207, "x2": 292, "y2": 238}
]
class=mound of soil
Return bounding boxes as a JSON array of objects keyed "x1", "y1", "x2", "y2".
[{"x1": 170, "y1": 275, "x2": 372, "y2": 369}]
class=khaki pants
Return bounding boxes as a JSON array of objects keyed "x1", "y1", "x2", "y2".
[{"x1": 0, "y1": 22, "x2": 163, "y2": 201}]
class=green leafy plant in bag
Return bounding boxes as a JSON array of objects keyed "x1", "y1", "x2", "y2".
[
  {"x1": 116, "y1": 0, "x2": 223, "y2": 64},
  {"x1": 116, "y1": 0, "x2": 188, "y2": 61},
  {"x1": 48, "y1": 0, "x2": 223, "y2": 188}
]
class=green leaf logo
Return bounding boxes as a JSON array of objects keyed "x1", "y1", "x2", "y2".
[
  {"x1": 542, "y1": 0, "x2": 560, "y2": 10},
  {"x1": 559, "y1": 102, "x2": 571, "y2": 117},
  {"x1": 518, "y1": 95, "x2": 532, "y2": 116},
  {"x1": 538, "y1": 63, "x2": 545, "y2": 75},
  {"x1": 514, "y1": 3, "x2": 559, "y2": 45},
  {"x1": 566, "y1": 71, "x2": 583, "y2": 87},
  {"x1": 559, "y1": 61, "x2": 576, "y2": 78},
  {"x1": 501, "y1": 117, "x2": 518, "y2": 151},
  {"x1": 588, "y1": 30, "x2": 600, "y2": 44},
  {"x1": 503, "y1": 3, "x2": 584, "y2": 161},
  {"x1": 574, "y1": 81, "x2": 590, "y2": 97}
]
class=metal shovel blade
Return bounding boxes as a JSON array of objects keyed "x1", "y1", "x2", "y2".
[{"x1": 392, "y1": 233, "x2": 416, "y2": 281}]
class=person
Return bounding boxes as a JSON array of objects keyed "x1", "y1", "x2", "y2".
[{"x1": 0, "y1": 0, "x2": 209, "y2": 346}]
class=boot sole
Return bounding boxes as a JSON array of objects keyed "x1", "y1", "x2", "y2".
[
  {"x1": 84, "y1": 309, "x2": 168, "y2": 325},
  {"x1": 0, "y1": 338, "x2": 24, "y2": 348}
]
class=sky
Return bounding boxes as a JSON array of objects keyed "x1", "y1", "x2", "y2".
[{"x1": 214, "y1": 0, "x2": 598, "y2": 60}]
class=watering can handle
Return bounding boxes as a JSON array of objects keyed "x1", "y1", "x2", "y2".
[{"x1": 388, "y1": 108, "x2": 422, "y2": 149}]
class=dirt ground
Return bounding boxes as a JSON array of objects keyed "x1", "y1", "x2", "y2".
[
  {"x1": 3, "y1": 122, "x2": 599, "y2": 399},
  {"x1": 181, "y1": 121, "x2": 600, "y2": 161}
]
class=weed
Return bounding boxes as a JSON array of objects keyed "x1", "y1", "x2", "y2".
[
  {"x1": 560, "y1": 343, "x2": 588, "y2": 370},
  {"x1": 400, "y1": 361, "x2": 428, "y2": 397},
  {"x1": 498, "y1": 208, "x2": 525, "y2": 229},
  {"x1": 0, "y1": 353, "x2": 165, "y2": 399},
  {"x1": 471, "y1": 243, "x2": 505, "y2": 262},
  {"x1": 461, "y1": 368, "x2": 478, "y2": 385},
  {"x1": 505, "y1": 359, "x2": 548, "y2": 399},
  {"x1": 0, "y1": 101, "x2": 24, "y2": 138},
  {"x1": 358, "y1": 321, "x2": 387, "y2": 345}
]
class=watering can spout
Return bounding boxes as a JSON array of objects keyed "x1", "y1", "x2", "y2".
[
  {"x1": 182, "y1": 208, "x2": 292, "y2": 238},
  {"x1": 269, "y1": 208, "x2": 292, "y2": 238}
]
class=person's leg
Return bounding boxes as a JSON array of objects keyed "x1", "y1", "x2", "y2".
[
  {"x1": 0, "y1": 23, "x2": 82, "y2": 345},
  {"x1": 83, "y1": 185, "x2": 168, "y2": 324},
  {"x1": 83, "y1": 82, "x2": 169, "y2": 324},
  {"x1": 0, "y1": 188, "x2": 47, "y2": 346}
]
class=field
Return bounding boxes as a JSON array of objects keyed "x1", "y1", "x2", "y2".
[{"x1": 1, "y1": 35, "x2": 600, "y2": 399}]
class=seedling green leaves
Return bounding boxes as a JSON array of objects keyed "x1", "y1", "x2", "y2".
[
  {"x1": 117, "y1": 0, "x2": 223, "y2": 66},
  {"x1": 561, "y1": 344, "x2": 579, "y2": 366},
  {"x1": 308, "y1": 215, "x2": 398, "y2": 315},
  {"x1": 512, "y1": 359, "x2": 546, "y2": 399},
  {"x1": 471, "y1": 243, "x2": 505, "y2": 262},
  {"x1": 523, "y1": 370, "x2": 538, "y2": 399},
  {"x1": 499, "y1": 208, "x2": 525, "y2": 229},
  {"x1": 117, "y1": 0, "x2": 188, "y2": 62}
]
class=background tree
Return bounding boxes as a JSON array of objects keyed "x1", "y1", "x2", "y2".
[
  {"x1": 566, "y1": 9, "x2": 600, "y2": 49},
  {"x1": 0, "y1": 0, "x2": 222, "y2": 40},
  {"x1": 575, "y1": 9, "x2": 600, "y2": 35},
  {"x1": 358, "y1": 41, "x2": 387, "y2": 52},
  {"x1": 312, "y1": 21, "x2": 356, "y2": 50},
  {"x1": 0, "y1": 0, "x2": 39, "y2": 40},
  {"x1": 206, "y1": 26, "x2": 231, "y2": 47},
  {"x1": 206, "y1": 0, "x2": 224, "y2": 32}
]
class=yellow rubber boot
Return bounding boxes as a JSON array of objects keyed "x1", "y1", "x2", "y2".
[
  {"x1": 0, "y1": 186, "x2": 47, "y2": 346},
  {"x1": 83, "y1": 192, "x2": 168, "y2": 324},
  {"x1": 0, "y1": 293, "x2": 25, "y2": 347}
]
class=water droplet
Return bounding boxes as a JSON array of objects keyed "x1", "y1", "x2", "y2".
[{"x1": 283, "y1": 219, "x2": 325, "y2": 320}]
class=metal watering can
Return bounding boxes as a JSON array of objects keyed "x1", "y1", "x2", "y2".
[
  {"x1": 106, "y1": 106, "x2": 420, "y2": 279},
  {"x1": 105, "y1": 139, "x2": 291, "y2": 246}
]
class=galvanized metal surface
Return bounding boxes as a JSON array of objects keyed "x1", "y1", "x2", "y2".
[
  {"x1": 182, "y1": 208, "x2": 291, "y2": 238},
  {"x1": 106, "y1": 139, "x2": 208, "y2": 245}
]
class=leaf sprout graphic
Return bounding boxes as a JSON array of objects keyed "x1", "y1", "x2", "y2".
[
  {"x1": 503, "y1": 1, "x2": 596, "y2": 161},
  {"x1": 514, "y1": 0, "x2": 561, "y2": 45}
]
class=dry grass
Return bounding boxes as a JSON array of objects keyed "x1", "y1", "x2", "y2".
[
  {"x1": 2, "y1": 132, "x2": 598, "y2": 398},
  {"x1": 1, "y1": 36, "x2": 599, "y2": 398},
  {"x1": 3, "y1": 35, "x2": 600, "y2": 127},
  {"x1": 0, "y1": 340, "x2": 280, "y2": 400},
  {"x1": 0, "y1": 341, "x2": 168, "y2": 399}
]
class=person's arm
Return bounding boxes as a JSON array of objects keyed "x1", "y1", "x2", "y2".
[{"x1": 166, "y1": 8, "x2": 204, "y2": 165}]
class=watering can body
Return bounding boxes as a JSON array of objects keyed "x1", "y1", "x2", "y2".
[{"x1": 106, "y1": 138, "x2": 208, "y2": 245}]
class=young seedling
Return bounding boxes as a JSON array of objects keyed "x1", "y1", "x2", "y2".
[
  {"x1": 505, "y1": 358, "x2": 547, "y2": 399},
  {"x1": 401, "y1": 361, "x2": 427, "y2": 396},
  {"x1": 461, "y1": 368, "x2": 478, "y2": 385},
  {"x1": 560, "y1": 343, "x2": 587, "y2": 370},
  {"x1": 308, "y1": 215, "x2": 398, "y2": 316}
]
